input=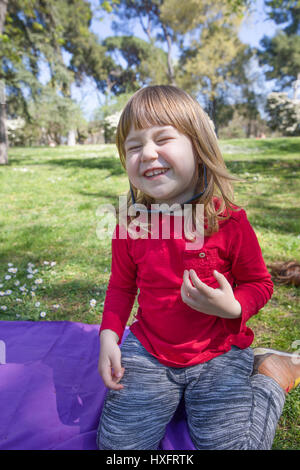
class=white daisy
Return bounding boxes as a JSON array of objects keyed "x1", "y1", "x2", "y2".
[
  {"x1": 40, "y1": 311, "x2": 46, "y2": 318},
  {"x1": 14, "y1": 280, "x2": 20, "y2": 286},
  {"x1": 35, "y1": 302, "x2": 41, "y2": 307},
  {"x1": 34, "y1": 279, "x2": 43, "y2": 285},
  {"x1": 5, "y1": 290, "x2": 12, "y2": 295},
  {"x1": 8, "y1": 268, "x2": 18, "y2": 273},
  {"x1": 90, "y1": 299, "x2": 97, "y2": 308},
  {"x1": 5, "y1": 275, "x2": 11, "y2": 280},
  {"x1": 0, "y1": 306, "x2": 7, "y2": 311}
]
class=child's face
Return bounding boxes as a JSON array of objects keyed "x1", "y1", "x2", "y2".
[{"x1": 124, "y1": 125, "x2": 199, "y2": 206}]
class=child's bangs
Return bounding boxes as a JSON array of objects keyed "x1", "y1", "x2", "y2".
[{"x1": 127, "y1": 91, "x2": 180, "y2": 132}]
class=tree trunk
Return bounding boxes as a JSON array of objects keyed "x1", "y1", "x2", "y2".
[
  {"x1": 292, "y1": 72, "x2": 300, "y2": 100},
  {"x1": 0, "y1": 0, "x2": 8, "y2": 164},
  {"x1": 161, "y1": 23, "x2": 176, "y2": 86},
  {"x1": 0, "y1": 102, "x2": 8, "y2": 164},
  {"x1": 67, "y1": 129, "x2": 76, "y2": 146}
]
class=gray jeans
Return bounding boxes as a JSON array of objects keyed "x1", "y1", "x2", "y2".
[{"x1": 97, "y1": 331, "x2": 285, "y2": 450}]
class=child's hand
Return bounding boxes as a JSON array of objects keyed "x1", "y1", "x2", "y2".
[
  {"x1": 181, "y1": 269, "x2": 242, "y2": 319},
  {"x1": 98, "y1": 330, "x2": 125, "y2": 390}
]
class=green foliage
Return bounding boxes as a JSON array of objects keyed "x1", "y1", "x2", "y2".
[
  {"x1": 2, "y1": 0, "x2": 107, "y2": 131},
  {"x1": 258, "y1": 0, "x2": 300, "y2": 89},
  {"x1": 259, "y1": 33, "x2": 300, "y2": 88},
  {"x1": 103, "y1": 35, "x2": 169, "y2": 90}
]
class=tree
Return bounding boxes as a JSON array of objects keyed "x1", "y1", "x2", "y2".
[
  {"x1": 1, "y1": 0, "x2": 109, "y2": 159},
  {"x1": 100, "y1": 0, "x2": 181, "y2": 85},
  {"x1": 176, "y1": 13, "x2": 252, "y2": 132},
  {"x1": 258, "y1": 0, "x2": 300, "y2": 90},
  {"x1": 100, "y1": 0, "x2": 254, "y2": 130},
  {"x1": 102, "y1": 35, "x2": 168, "y2": 92}
]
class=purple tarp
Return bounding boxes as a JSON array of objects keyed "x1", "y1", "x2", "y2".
[{"x1": 0, "y1": 320, "x2": 195, "y2": 450}]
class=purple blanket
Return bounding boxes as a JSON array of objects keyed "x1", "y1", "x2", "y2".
[{"x1": 0, "y1": 321, "x2": 195, "y2": 450}]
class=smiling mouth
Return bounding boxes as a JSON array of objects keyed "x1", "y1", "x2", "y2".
[{"x1": 144, "y1": 168, "x2": 170, "y2": 178}]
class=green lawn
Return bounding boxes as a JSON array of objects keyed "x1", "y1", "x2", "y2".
[{"x1": 1, "y1": 137, "x2": 300, "y2": 449}]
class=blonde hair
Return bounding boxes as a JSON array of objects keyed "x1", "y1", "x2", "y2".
[{"x1": 116, "y1": 85, "x2": 243, "y2": 237}]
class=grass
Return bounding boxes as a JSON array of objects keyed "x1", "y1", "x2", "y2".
[{"x1": 1, "y1": 137, "x2": 300, "y2": 449}]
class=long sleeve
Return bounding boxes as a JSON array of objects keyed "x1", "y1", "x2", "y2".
[
  {"x1": 229, "y1": 209, "x2": 273, "y2": 332},
  {"x1": 99, "y1": 224, "x2": 138, "y2": 344}
]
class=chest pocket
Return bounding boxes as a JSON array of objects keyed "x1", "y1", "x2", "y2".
[{"x1": 183, "y1": 247, "x2": 219, "y2": 278}]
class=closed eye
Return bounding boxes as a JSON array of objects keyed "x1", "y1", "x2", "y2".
[
  {"x1": 127, "y1": 145, "x2": 141, "y2": 151},
  {"x1": 157, "y1": 137, "x2": 174, "y2": 144}
]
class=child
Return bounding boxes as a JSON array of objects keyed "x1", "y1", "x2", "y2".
[{"x1": 97, "y1": 85, "x2": 299, "y2": 450}]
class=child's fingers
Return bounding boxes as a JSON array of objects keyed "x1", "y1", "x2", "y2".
[
  {"x1": 183, "y1": 270, "x2": 196, "y2": 298},
  {"x1": 101, "y1": 364, "x2": 124, "y2": 390},
  {"x1": 189, "y1": 269, "x2": 214, "y2": 296}
]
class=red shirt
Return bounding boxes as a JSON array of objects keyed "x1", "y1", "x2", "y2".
[{"x1": 99, "y1": 202, "x2": 273, "y2": 367}]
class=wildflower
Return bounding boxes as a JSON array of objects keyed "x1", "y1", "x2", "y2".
[
  {"x1": 34, "y1": 279, "x2": 43, "y2": 285},
  {"x1": 0, "y1": 306, "x2": 7, "y2": 311},
  {"x1": 50, "y1": 262, "x2": 56, "y2": 267},
  {"x1": 5, "y1": 275, "x2": 11, "y2": 280},
  {"x1": 35, "y1": 302, "x2": 41, "y2": 307},
  {"x1": 52, "y1": 304, "x2": 60, "y2": 309},
  {"x1": 16, "y1": 314, "x2": 20, "y2": 318},
  {"x1": 0, "y1": 292, "x2": 4, "y2": 297},
  {"x1": 0, "y1": 284, "x2": 3, "y2": 288},
  {"x1": 27, "y1": 274, "x2": 33, "y2": 279},
  {"x1": 19, "y1": 286, "x2": 26, "y2": 292},
  {"x1": 43, "y1": 261, "x2": 49, "y2": 265},
  {"x1": 14, "y1": 280, "x2": 20, "y2": 286},
  {"x1": 31, "y1": 291, "x2": 36, "y2": 297},
  {"x1": 16, "y1": 298, "x2": 22, "y2": 302},
  {"x1": 40, "y1": 311, "x2": 46, "y2": 318},
  {"x1": 8, "y1": 268, "x2": 18, "y2": 273},
  {"x1": 5, "y1": 290, "x2": 12, "y2": 295},
  {"x1": 90, "y1": 299, "x2": 97, "y2": 308},
  {"x1": 27, "y1": 263, "x2": 35, "y2": 268},
  {"x1": 8, "y1": 263, "x2": 14, "y2": 267}
]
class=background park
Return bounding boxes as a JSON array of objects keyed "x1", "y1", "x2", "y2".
[{"x1": 0, "y1": 0, "x2": 299, "y2": 449}]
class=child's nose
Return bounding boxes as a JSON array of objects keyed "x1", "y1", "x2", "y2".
[{"x1": 141, "y1": 142, "x2": 158, "y2": 161}]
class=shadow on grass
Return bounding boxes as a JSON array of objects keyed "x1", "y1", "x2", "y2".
[
  {"x1": 252, "y1": 139, "x2": 300, "y2": 155},
  {"x1": 246, "y1": 201, "x2": 300, "y2": 235},
  {"x1": 7, "y1": 155, "x2": 125, "y2": 177},
  {"x1": 226, "y1": 158, "x2": 300, "y2": 178}
]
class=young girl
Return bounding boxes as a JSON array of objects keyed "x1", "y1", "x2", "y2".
[{"x1": 97, "y1": 85, "x2": 299, "y2": 450}]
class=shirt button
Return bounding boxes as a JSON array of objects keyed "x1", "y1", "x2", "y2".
[{"x1": 199, "y1": 252, "x2": 206, "y2": 258}]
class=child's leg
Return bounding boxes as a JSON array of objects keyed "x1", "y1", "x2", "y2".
[
  {"x1": 184, "y1": 346, "x2": 285, "y2": 450},
  {"x1": 97, "y1": 332, "x2": 184, "y2": 450}
]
